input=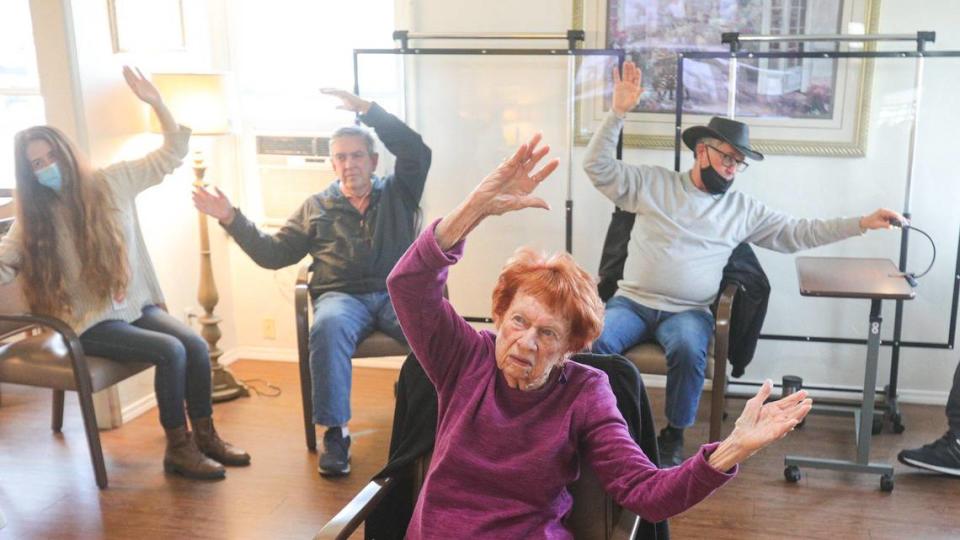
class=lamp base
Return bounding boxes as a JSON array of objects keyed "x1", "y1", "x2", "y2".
[{"x1": 211, "y1": 364, "x2": 250, "y2": 403}]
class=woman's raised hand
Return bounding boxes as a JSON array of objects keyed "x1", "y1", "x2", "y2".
[
  {"x1": 123, "y1": 66, "x2": 163, "y2": 108},
  {"x1": 433, "y1": 133, "x2": 559, "y2": 251},
  {"x1": 469, "y1": 133, "x2": 560, "y2": 218}
]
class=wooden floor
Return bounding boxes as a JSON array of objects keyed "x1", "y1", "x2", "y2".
[{"x1": 1, "y1": 359, "x2": 958, "y2": 539}]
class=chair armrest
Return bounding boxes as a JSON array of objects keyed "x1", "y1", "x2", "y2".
[
  {"x1": 714, "y1": 282, "x2": 736, "y2": 344},
  {"x1": 610, "y1": 509, "x2": 640, "y2": 540},
  {"x1": 0, "y1": 312, "x2": 95, "y2": 394},
  {"x1": 314, "y1": 477, "x2": 396, "y2": 540},
  {"x1": 713, "y1": 282, "x2": 737, "y2": 364},
  {"x1": 295, "y1": 260, "x2": 311, "y2": 306},
  {"x1": 0, "y1": 313, "x2": 82, "y2": 350},
  {"x1": 709, "y1": 282, "x2": 738, "y2": 441}
]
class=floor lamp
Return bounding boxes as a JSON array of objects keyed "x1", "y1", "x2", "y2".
[{"x1": 150, "y1": 72, "x2": 249, "y2": 402}]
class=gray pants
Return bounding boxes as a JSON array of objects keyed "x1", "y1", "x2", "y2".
[{"x1": 949, "y1": 359, "x2": 960, "y2": 436}]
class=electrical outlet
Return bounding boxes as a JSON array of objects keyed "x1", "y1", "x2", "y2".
[{"x1": 262, "y1": 318, "x2": 277, "y2": 340}]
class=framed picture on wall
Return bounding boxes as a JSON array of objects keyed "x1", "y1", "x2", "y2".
[
  {"x1": 107, "y1": 0, "x2": 186, "y2": 53},
  {"x1": 572, "y1": 0, "x2": 880, "y2": 156}
]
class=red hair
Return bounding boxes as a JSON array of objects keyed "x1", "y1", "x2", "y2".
[{"x1": 491, "y1": 247, "x2": 604, "y2": 352}]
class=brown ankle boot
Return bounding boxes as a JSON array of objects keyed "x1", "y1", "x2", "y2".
[
  {"x1": 191, "y1": 417, "x2": 251, "y2": 466},
  {"x1": 164, "y1": 426, "x2": 226, "y2": 480}
]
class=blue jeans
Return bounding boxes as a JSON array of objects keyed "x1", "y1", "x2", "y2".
[
  {"x1": 309, "y1": 290, "x2": 405, "y2": 427},
  {"x1": 79, "y1": 305, "x2": 212, "y2": 429},
  {"x1": 592, "y1": 295, "x2": 714, "y2": 429}
]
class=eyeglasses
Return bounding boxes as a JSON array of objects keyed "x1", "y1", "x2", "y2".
[{"x1": 705, "y1": 145, "x2": 749, "y2": 173}]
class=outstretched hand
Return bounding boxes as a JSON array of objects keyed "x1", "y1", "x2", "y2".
[
  {"x1": 123, "y1": 66, "x2": 163, "y2": 108},
  {"x1": 469, "y1": 133, "x2": 560, "y2": 217},
  {"x1": 859, "y1": 208, "x2": 908, "y2": 231},
  {"x1": 707, "y1": 380, "x2": 812, "y2": 471},
  {"x1": 192, "y1": 186, "x2": 236, "y2": 226},
  {"x1": 320, "y1": 88, "x2": 372, "y2": 114},
  {"x1": 612, "y1": 60, "x2": 643, "y2": 115},
  {"x1": 433, "y1": 133, "x2": 560, "y2": 251}
]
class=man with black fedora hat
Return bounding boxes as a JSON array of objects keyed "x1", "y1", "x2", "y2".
[{"x1": 584, "y1": 60, "x2": 904, "y2": 466}]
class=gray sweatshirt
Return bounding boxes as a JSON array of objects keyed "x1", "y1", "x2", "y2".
[
  {"x1": 583, "y1": 111, "x2": 862, "y2": 313},
  {"x1": 0, "y1": 127, "x2": 191, "y2": 333}
]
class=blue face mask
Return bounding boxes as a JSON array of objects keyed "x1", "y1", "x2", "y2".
[{"x1": 35, "y1": 162, "x2": 63, "y2": 192}]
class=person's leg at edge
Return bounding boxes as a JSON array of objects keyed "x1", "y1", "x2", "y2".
[
  {"x1": 654, "y1": 308, "x2": 714, "y2": 466},
  {"x1": 80, "y1": 315, "x2": 224, "y2": 480},
  {"x1": 897, "y1": 359, "x2": 960, "y2": 477},
  {"x1": 309, "y1": 291, "x2": 376, "y2": 476},
  {"x1": 135, "y1": 305, "x2": 250, "y2": 467}
]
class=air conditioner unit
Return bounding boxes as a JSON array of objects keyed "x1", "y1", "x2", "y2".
[{"x1": 255, "y1": 134, "x2": 338, "y2": 225}]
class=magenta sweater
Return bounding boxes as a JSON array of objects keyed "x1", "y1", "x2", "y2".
[{"x1": 386, "y1": 222, "x2": 736, "y2": 539}]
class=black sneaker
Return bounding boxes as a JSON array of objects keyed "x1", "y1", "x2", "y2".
[
  {"x1": 319, "y1": 427, "x2": 351, "y2": 477},
  {"x1": 897, "y1": 432, "x2": 960, "y2": 477},
  {"x1": 657, "y1": 427, "x2": 684, "y2": 467}
]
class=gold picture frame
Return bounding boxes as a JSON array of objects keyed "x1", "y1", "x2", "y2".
[{"x1": 572, "y1": 0, "x2": 880, "y2": 156}]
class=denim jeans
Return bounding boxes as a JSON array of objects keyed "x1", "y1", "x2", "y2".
[
  {"x1": 79, "y1": 305, "x2": 212, "y2": 429},
  {"x1": 592, "y1": 295, "x2": 714, "y2": 429},
  {"x1": 309, "y1": 290, "x2": 405, "y2": 427},
  {"x1": 948, "y1": 359, "x2": 960, "y2": 436}
]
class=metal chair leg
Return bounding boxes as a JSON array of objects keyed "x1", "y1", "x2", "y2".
[
  {"x1": 52, "y1": 389, "x2": 65, "y2": 432},
  {"x1": 76, "y1": 388, "x2": 108, "y2": 489}
]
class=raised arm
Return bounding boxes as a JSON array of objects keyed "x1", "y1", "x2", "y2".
[
  {"x1": 387, "y1": 133, "x2": 558, "y2": 387},
  {"x1": 582, "y1": 61, "x2": 657, "y2": 211},
  {"x1": 322, "y1": 89, "x2": 432, "y2": 206},
  {"x1": 584, "y1": 380, "x2": 810, "y2": 522},
  {"x1": 102, "y1": 66, "x2": 190, "y2": 196}
]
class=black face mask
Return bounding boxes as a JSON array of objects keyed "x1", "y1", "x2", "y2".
[{"x1": 699, "y1": 164, "x2": 733, "y2": 195}]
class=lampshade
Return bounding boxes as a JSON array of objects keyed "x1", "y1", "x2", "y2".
[{"x1": 149, "y1": 72, "x2": 232, "y2": 135}]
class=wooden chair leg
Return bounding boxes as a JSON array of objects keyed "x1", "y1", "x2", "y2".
[
  {"x1": 709, "y1": 356, "x2": 728, "y2": 442},
  {"x1": 76, "y1": 388, "x2": 108, "y2": 489},
  {"x1": 52, "y1": 389, "x2": 65, "y2": 432},
  {"x1": 298, "y1": 346, "x2": 317, "y2": 452}
]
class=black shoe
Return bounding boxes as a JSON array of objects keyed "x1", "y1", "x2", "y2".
[
  {"x1": 897, "y1": 432, "x2": 960, "y2": 477},
  {"x1": 657, "y1": 427, "x2": 684, "y2": 467},
  {"x1": 319, "y1": 427, "x2": 351, "y2": 477}
]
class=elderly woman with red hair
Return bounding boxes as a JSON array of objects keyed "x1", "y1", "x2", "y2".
[{"x1": 386, "y1": 134, "x2": 811, "y2": 539}]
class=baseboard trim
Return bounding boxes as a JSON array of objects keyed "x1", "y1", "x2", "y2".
[
  {"x1": 220, "y1": 346, "x2": 405, "y2": 370},
  {"x1": 120, "y1": 391, "x2": 157, "y2": 425}
]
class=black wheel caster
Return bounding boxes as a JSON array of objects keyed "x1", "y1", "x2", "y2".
[
  {"x1": 872, "y1": 416, "x2": 883, "y2": 435},
  {"x1": 784, "y1": 465, "x2": 801, "y2": 483},
  {"x1": 880, "y1": 473, "x2": 895, "y2": 492}
]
